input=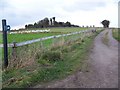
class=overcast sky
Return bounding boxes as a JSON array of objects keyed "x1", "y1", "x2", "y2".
[{"x1": 0, "y1": 0, "x2": 119, "y2": 30}]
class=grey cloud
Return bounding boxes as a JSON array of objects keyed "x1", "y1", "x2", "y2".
[
  {"x1": 1, "y1": 7, "x2": 61, "y2": 28},
  {"x1": 63, "y1": 1, "x2": 106, "y2": 12},
  {"x1": 0, "y1": 0, "x2": 64, "y2": 28},
  {"x1": 0, "y1": 0, "x2": 12, "y2": 9}
]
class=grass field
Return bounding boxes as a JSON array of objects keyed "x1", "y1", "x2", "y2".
[
  {"x1": 0, "y1": 33, "x2": 60, "y2": 44},
  {"x1": 25, "y1": 27, "x2": 88, "y2": 33},
  {"x1": 49, "y1": 27, "x2": 88, "y2": 32},
  {"x1": 0, "y1": 27, "x2": 88, "y2": 44},
  {"x1": 8, "y1": 33, "x2": 60, "y2": 43}
]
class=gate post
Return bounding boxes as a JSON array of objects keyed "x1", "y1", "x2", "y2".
[{"x1": 2, "y1": 19, "x2": 10, "y2": 68}]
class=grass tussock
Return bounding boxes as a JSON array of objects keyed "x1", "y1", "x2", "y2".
[{"x1": 41, "y1": 50, "x2": 63, "y2": 61}]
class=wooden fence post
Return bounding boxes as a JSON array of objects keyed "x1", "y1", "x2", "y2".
[
  {"x1": 40, "y1": 41, "x2": 44, "y2": 52},
  {"x1": 11, "y1": 42, "x2": 17, "y2": 67}
]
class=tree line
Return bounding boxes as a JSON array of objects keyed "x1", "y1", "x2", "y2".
[{"x1": 25, "y1": 17, "x2": 80, "y2": 29}]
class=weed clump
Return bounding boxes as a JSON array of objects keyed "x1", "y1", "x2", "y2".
[
  {"x1": 61, "y1": 46, "x2": 71, "y2": 53},
  {"x1": 41, "y1": 50, "x2": 63, "y2": 61}
]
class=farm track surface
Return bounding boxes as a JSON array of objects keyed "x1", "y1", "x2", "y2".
[{"x1": 34, "y1": 29, "x2": 118, "y2": 88}]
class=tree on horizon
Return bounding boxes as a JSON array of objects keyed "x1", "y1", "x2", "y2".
[{"x1": 101, "y1": 20, "x2": 110, "y2": 28}]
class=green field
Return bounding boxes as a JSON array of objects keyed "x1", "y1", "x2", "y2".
[
  {"x1": 25, "y1": 27, "x2": 88, "y2": 33},
  {"x1": 0, "y1": 33, "x2": 59, "y2": 43},
  {"x1": 8, "y1": 33, "x2": 60, "y2": 43},
  {"x1": 49, "y1": 27, "x2": 88, "y2": 32},
  {"x1": 0, "y1": 33, "x2": 60, "y2": 44},
  {"x1": 0, "y1": 27, "x2": 88, "y2": 44}
]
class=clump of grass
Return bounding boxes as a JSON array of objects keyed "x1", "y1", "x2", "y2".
[
  {"x1": 38, "y1": 59, "x2": 51, "y2": 67},
  {"x1": 71, "y1": 42, "x2": 81, "y2": 50},
  {"x1": 51, "y1": 37, "x2": 65, "y2": 50},
  {"x1": 41, "y1": 50, "x2": 63, "y2": 61},
  {"x1": 61, "y1": 46, "x2": 71, "y2": 53}
]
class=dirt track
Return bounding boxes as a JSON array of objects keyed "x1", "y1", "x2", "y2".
[{"x1": 34, "y1": 29, "x2": 118, "y2": 88}]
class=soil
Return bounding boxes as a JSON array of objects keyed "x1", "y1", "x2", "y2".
[{"x1": 33, "y1": 29, "x2": 118, "y2": 88}]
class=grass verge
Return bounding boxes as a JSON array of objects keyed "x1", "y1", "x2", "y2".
[
  {"x1": 2, "y1": 31, "x2": 101, "y2": 88},
  {"x1": 112, "y1": 29, "x2": 120, "y2": 42}
]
